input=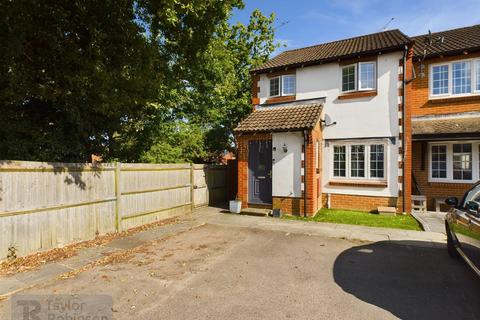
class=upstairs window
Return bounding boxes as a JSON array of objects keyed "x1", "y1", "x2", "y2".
[
  {"x1": 341, "y1": 62, "x2": 376, "y2": 93},
  {"x1": 269, "y1": 75, "x2": 296, "y2": 97},
  {"x1": 432, "y1": 65, "x2": 449, "y2": 95},
  {"x1": 342, "y1": 65, "x2": 356, "y2": 92},
  {"x1": 359, "y1": 62, "x2": 376, "y2": 90},
  {"x1": 452, "y1": 61, "x2": 471, "y2": 94},
  {"x1": 269, "y1": 77, "x2": 280, "y2": 97},
  {"x1": 282, "y1": 75, "x2": 296, "y2": 95},
  {"x1": 430, "y1": 59, "x2": 480, "y2": 98},
  {"x1": 476, "y1": 60, "x2": 480, "y2": 92}
]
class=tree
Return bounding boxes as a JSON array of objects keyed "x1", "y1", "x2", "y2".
[
  {"x1": 0, "y1": 0, "x2": 243, "y2": 162},
  {"x1": 152, "y1": 9, "x2": 279, "y2": 162}
]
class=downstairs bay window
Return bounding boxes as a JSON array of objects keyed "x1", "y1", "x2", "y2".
[
  {"x1": 429, "y1": 142, "x2": 480, "y2": 183},
  {"x1": 331, "y1": 142, "x2": 386, "y2": 181}
]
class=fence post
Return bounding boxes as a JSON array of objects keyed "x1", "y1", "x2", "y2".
[
  {"x1": 190, "y1": 164, "x2": 194, "y2": 212},
  {"x1": 115, "y1": 162, "x2": 122, "y2": 232}
]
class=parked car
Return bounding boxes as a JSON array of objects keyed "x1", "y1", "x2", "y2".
[{"x1": 445, "y1": 182, "x2": 480, "y2": 276}]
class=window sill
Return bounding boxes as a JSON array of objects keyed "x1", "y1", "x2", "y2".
[
  {"x1": 265, "y1": 95, "x2": 296, "y2": 104},
  {"x1": 338, "y1": 90, "x2": 377, "y2": 100},
  {"x1": 428, "y1": 180, "x2": 475, "y2": 186},
  {"x1": 329, "y1": 180, "x2": 387, "y2": 188},
  {"x1": 428, "y1": 94, "x2": 480, "y2": 104}
]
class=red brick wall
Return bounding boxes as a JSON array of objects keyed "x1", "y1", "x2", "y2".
[
  {"x1": 412, "y1": 141, "x2": 473, "y2": 211},
  {"x1": 236, "y1": 133, "x2": 272, "y2": 209},
  {"x1": 411, "y1": 51, "x2": 480, "y2": 117},
  {"x1": 304, "y1": 123, "x2": 322, "y2": 215},
  {"x1": 322, "y1": 193, "x2": 398, "y2": 213},
  {"x1": 273, "y1": 197, "x2": 304, "y2": 215},
  {"x1": 399, "y1": 46, "x2": 414, "y2": 213}
]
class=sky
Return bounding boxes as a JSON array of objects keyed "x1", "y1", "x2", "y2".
[{"x1": 231, "y1": 0, "x2": 480, "y2": 55}]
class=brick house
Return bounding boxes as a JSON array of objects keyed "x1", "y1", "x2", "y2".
[
  {"x1": 234, "y1": 24, "x2": 480, "y2": 216},
  {"x1": 410, "y1": 25, "x2": 480, "y2": 211}
]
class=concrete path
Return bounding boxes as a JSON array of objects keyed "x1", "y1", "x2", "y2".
[
  {"x1": 0, "y1": 206, "x2": 445, "y2": 298},
  {"x1": 411, "y1": 211, "x2": 447, "y2": 234}
]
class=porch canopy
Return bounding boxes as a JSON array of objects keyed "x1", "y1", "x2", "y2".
[
  {"x1": 412, "y1": 113, "x2": 480, "y2": 141},
  {"x1": 234, "y1": 103, "x2": 323, "y2": 134}
]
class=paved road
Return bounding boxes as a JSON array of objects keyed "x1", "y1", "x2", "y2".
[{"x1": 1, "y1": 210, "x2": 479, "y2": 319}]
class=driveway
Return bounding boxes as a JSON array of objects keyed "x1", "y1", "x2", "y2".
[{"x1": 1, "y1": 208, "x2": 479, "y2": 319}]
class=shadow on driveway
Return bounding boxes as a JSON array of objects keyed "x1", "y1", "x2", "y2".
[{"x1": 333, "y1": 241, "x2": 480, "y2": 320}]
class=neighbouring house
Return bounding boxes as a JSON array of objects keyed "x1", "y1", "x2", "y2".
[
  {"x1": 235, "y1": 29, "x2": 414, "y2": 215},
  {"x1": 410, "y1": 25, "x2": 480, "y2": 212}
]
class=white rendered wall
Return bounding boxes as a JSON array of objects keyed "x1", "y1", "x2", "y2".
[
  {"x1": 272, "y1": 132, "x2": 303, "y2": 197},
  {"x1": 257, "y1": 51, "x2": 403, "y2": 198}
]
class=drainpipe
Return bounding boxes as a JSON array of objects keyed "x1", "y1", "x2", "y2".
[
  {"x1": 402, "y1": 45, "x2": 408, "y2": 213},
  {"x1": 303, "y1": 129, "x2": 308, "y2": 218}
]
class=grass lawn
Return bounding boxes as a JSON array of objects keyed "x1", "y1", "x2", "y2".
[{"x1": 283, "y1": 208, "x2": 422, "y2": 231}]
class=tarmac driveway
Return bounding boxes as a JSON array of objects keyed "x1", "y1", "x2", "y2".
[{"x1": 1, "y1": 217, "x2": 480, "y2": 319}]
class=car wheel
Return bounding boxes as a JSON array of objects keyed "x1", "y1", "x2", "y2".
[{"x1": 446, "y1": 222, "x2": 460, "y2": 259}]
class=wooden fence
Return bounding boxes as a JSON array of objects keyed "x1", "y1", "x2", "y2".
[{"x1": 0, "y1": 160, "x2": 229, "y2": 260}]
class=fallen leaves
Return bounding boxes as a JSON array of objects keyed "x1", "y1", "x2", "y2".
[{"x1": 0, "y1": 217, "x2": 179, "y2": 276}]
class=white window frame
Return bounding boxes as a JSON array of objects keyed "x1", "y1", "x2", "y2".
[
  {"x1": 358, "y1": 61, "x2": 377, "y2": 91},
  {"x1": 330, "y1": 140, "x2": 388, "y2": 182},
  {"x1": 428, "y1": 141, "x2": 480, "y2": 183},
  {"x1": 341, "y1": 64, "x2": 357, "y2": 93},
  {"x1": 281, "y1": 75, "x2": 296, "y2": 96},
  {"x1": 269, "y1": 74, "x2": 296, "y2": 97},
  {"x1": 269, "y1": 77, "x2": 281, "y2": 97},
  {"x1": 430, "y1": 58, "x2": 480, "y2": 99}
]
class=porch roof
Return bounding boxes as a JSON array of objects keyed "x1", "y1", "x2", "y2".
[
  {"x1": 234, "y1": 103, "x2": 323, "y2": 134},
  {"x1": 412, "y1": 114, "x2": 480, "y2": 139}
]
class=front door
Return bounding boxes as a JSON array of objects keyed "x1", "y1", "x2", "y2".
[{"x1": 248, "y1": 140, "x2": 272, "y2": 204}]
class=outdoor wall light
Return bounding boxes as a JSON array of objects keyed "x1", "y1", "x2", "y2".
[{"x1": 282, "y1": 143, "x2": 288, "y2": 153}]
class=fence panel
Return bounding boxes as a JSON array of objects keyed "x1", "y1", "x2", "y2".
[{"x1": 0, "y1": 161, "x2": 230, "y2": 260}]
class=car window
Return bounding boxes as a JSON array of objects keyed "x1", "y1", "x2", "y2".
[{"x1": 461, "y1": 183, "x2": 480, "y2": 209}]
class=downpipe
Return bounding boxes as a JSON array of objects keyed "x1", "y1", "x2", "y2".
[{"x1": 303, "y1": 129, "x2": 308, "y2": 218}]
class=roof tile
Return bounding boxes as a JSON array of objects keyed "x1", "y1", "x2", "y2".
[
  {"x1": 234, "y1": 104, "x2": 323, "y2": 133},
  {"x1": 253, "y1": 29, "x2": 411, "y2": 73},
  {"x1": 412, "y1": 24, "x2": 480, "y2": 58}
]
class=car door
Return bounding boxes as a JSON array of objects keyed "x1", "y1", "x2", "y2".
[{"x1": 448, "y1": 183, "x2": 480, "y2": 269}]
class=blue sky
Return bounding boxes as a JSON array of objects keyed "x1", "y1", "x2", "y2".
[{"x1": 231, "y1": 0, "x2": 480, "y2": 54}]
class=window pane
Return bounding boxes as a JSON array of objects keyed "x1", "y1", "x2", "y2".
[
  {"x1": 452, "y1": 62, "x2": 471, "y2": 94},
  {"x1": 359, "y1": 63, "x2": 375, "y2": 90},
  {"x1": 270, "y1": 78, "x2": 280, "y2": 96},
  {"x1": 342, "y1": 66, "x2": 355, "y2": 92},
  {"x1": 432, "y1": 65, "x2": 449, "y2": 95},
  {"x1": 431, "y1": 145, "x2": 447, "y2": 179},
  {"x1": 370, "y1": 144, "x2": 384, "y2": 178},
  {"x1": 453, "y1": 143, "x2": 472, "y2": 180},
  {"x1": 476, "y1": 61, "x2": 480, "y2": 91},
  {"x1": 282, "y1": 75, "x2": 296, "y2": 95},
  {"x1": 350, "y1": 145, "x2": 365, "y2": 177},
  {"x1": 333, "y1": 146, "x2": 346, "y2": 177}
]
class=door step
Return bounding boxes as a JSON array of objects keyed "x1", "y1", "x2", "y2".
[
  {"x1": 241, "y1": 208, "x2": 272, "y2": 217},
  {"x1": 377, "y1": 206, "x2": 397, "y2": 216}
]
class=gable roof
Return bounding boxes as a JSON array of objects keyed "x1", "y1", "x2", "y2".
[
  {"x1": 234, "y1": 103, "x2": 323, "y2": 133},
  {"x1": 412, "y1": 24, "x2": 480, "y2": 59},
  {"x1": 253, "y1": 29, "x2": 411, "y2": 74}
]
